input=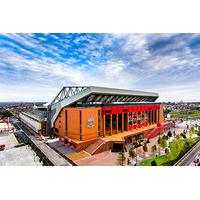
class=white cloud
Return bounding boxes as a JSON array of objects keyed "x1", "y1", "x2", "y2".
[
  {"x1": 0, "y1": 33, "x2": 200, "y2": 102},
  {"x1": 155, "y1": 81, "x2": 200, "y2": 102}
]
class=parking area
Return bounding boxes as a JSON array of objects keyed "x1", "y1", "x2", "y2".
[
  {"x1": 0, "y1": 132, "x2": 18, "y2": 149},
  {"x1": 0, "y1": 146, "x2": 40, "y2": 166},
  {"x1": 0, "y1": 132, "x2": 41, "y2": 166}
]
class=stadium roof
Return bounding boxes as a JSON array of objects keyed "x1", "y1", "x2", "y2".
[
  {"x1": 21, "y1": 109, "x2": 47, "y2": 121},
  {"x1": 48, "y1": 86, "x2": 159, "y2": 127}
]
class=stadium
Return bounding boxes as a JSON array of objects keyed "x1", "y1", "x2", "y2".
[
  {"x1": 19, "y1": 86, "x2": 174, "y2": 155},
  {"x1": 32, "y1": 86, "x2": 172, "y2": 155}
]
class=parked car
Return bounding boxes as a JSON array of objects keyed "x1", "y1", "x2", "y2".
[
  {"x1": 193, "y1": 158, "x2": 199, "y2": 164},
  {"x1": 0, "y1": 144, "x2": 5, "y2": 151}
]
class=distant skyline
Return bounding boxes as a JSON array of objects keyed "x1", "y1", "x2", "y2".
[{"x1": 0, "y1": 33, "x2": 200, "y2": 102}]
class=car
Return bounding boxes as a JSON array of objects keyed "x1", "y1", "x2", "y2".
[
  {"x1": 0, "y1": 144, "x2": 5, "y2": 151},
  {"x1": 193, "y1": 158, "x2": 199, "y2": 164}
]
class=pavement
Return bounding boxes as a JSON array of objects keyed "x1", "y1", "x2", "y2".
[
  {"x1": 75, "y1": 150, "x2": 120, "y2": 166},
  {"x1": 174, "y1": 119, "x2": 200, "y2": 135},
  {"x1": 67, "y1": 151, "x2": 90, "y2": 161}
]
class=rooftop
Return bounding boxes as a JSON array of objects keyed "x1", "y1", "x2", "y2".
[
  {"x1": 21, "y1": 109, "x2": 47, "y2": 121},
  {"x1": 51, "y1": 86, "x2": 159, "y2": 106},
  {"x1": 49, "y1": 86, "x2": 159, "y2": 127}
]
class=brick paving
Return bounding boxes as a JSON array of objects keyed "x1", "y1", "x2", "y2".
[{"x1": 76, "y1": 150, "x2": 119, "y2": 166}]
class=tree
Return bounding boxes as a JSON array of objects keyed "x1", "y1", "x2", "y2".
[
  {"x1": 189, "y1": 127, "x2": 195, "y2": 137},
  {"x1": 1, "y1": 110, "x2": 13, "y2": 117},
  {"x1": 160, "y1": 138, "x2": 167, "y2": 149},
  {"x1": 138, "y1": 134, "x2": 144, "y2": 143},
  {"x1": 175, "y1": 134, "x2": 180, "y2": 140},
  {"x1": 129, "y1": 147, "x2": 136, "y2": 162},
  {"x1": 164, "y1": 109, "x2": 171, "y2": 115},
  {"x1": 167, "y1": 131, "x2": 172, "y2": 138},
  {"x1": 165, "y1": 148, "x2": 170, "y2": 155},
  {"x1": 174, "y1": 140, "x2": 181, "y2": 150},
  {"x1": 117, "y1": 152, "x2": 126, "y2": 166},
  {"x1": 173, "y1": 131, "x2": 176, "y2": 137},
  {"x1": 143, "y1": 142, "x2": 148, "y2": 153},
  {"x1": 190, "y1": 126, "x2": 195, "y2": 134},
  {"x1": 157, "y1": 137, "x2": 161, "y2": 145},
  {"x1": 162, "y1": 134, "x2": 168, "y2": 140},
  {"x1": 151, "y1": 145, "x2": 157, "y2": 155},
  {"x1": 143, "y1": 142, "x2": 148, "y2": 158},
  {"x1": 132, "y1": 136, "x2": 136, "y2": 145},
  {"x1": 151, "y1": 160, "x2": 157, "y2": 166},
  {"x1": 180, "y1": 132, "x2": 187, "y2": 139},
  {"x1": 184, "y1": 141, "x2": 190, "y2": 149}
]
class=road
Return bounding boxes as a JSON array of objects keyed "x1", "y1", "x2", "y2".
[{"x1": 174, "y1": 140, "x2": 200, "y2": 166}]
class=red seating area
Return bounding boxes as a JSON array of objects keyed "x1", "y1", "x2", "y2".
[
  {"x1": 147, "y1": 122, "x2": 175, "y2": 139},
  {"x1": 128, "y1": 122, "x2": 149, "y2": 130}
]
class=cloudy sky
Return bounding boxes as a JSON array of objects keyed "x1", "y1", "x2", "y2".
[{"x1": 0, "y1": 33, "x2": 199, "y2": 102}]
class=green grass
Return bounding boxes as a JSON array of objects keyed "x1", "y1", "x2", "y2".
[
  {"x1": 169, "y1": 110, "x2": 200, "y2": 119},
  {"x1": 140, "y1": 137, "x2": 199, "y2": 166}
]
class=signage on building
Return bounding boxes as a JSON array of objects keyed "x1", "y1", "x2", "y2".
[{"x1": 87, "y1": 116, "x2": 94, "y2": 128}]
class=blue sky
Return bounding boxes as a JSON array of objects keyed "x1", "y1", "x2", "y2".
[{"x1": 0, "y1": 33, "x2": 200, "y2": 102}]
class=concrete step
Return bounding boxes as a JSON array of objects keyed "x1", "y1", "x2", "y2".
[{"x1": 85, "y1": 139, "x2": 105, "y2": 155}]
